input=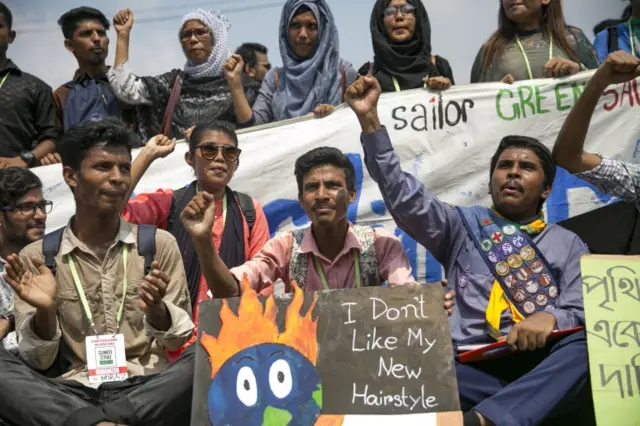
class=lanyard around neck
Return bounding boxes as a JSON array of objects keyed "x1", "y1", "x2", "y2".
[
  {"x1": 68, "y1": 245, "x2": 129, "y2": 333},
  {"x1": 515, "y1": 33, "x2": 553, "y2": 80},
  {"x1": 312, "y1": 251, "x2": 361, "y2": 290},
  {"x1": 392, "y1": 75, "x2": 429, "y2": 92},
  {"x1": 629, "y1": 20, "x2": 638, "y2": 58},
  {"x1": 0, "y1": 72, "x2": 9, "y2": 91}
]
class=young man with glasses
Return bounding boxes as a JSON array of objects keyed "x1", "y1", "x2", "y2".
[
  {"x1": 122, "y1": 120, "x2": 270, "y2": 360},
  {"x1": 0, "y1": 119, "x2": 195, "y2": 426},
  {"x1": 0, "y1": 167, "x2": 50, "y2": 356},
  {"x1": 235, "y1": 42, "x2": 272, "y2": 83}
]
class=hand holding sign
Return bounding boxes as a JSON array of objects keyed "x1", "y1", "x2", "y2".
[
  {"x1": 506, "y1": 311, "x2": 556, "y2": 352},
  {"x1": 181, "y1": 192, "x2": 216, "y2": 239},
  {"x1": 3, "y1": 254, "x2": 57, "y2": 311},
  {"x1": 544, "y1": 57, "x2": 580, "y2": 78},
  {"x1": 593, "y1": 51, "x2": 640, "y2": 87}
]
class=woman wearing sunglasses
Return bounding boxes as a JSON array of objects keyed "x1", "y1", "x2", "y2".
[
  {"x1": 359, "y1": 0, "x2": 454, "y2": 92},
  {"x1": 471, "y1": 0, "x2": 599, "y2": 84},
  {"x1": 107, "y1": 8, "x2": 260, "y2": 141},
  {"x1": 121, "y1": 121, "x2": 270, "y2": 361},
  {"x1": 224, "y1": 0, "x2": 358, "y2": 126}
]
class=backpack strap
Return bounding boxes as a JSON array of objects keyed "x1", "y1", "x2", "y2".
[
  {"x1": 607, "y1": 26, "x2": 619, "y2": 53},
  {"x1": 288, "y1": 229, "x2": 308, "y2": 291},
  {"x1": 167, "y1": 184, "x2": 193, "y2": 232},
  {"x1": 161, "y1": 71, "x2": 184, "y2": 138},
  {"x1": 136, "y1": 224, "x2": 157, "y2": 276},
  {"x1": 351, "y1": 225, "x2": 381, "y2": 287},
  {"x1": 234, "y1": 191, "x2": 256, "y2": 236},
  {"x1": 43, "y1": 228, "x2": 66, "y2": 274}
]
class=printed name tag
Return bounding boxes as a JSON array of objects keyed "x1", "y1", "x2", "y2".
[{"x1": 86, "y1": 334, "x2": 129, "y2": 384}]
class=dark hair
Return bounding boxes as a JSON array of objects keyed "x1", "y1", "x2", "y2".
[
  {"x1": 58, "y1": 7, "x2": 110, "y2": 40},
  {"x1": 490, "y1": 135, "x2": 556, "y2": 192},
  {"x1": 0, "y1": 2, "x2": 12, "y2": 30},
  {"x1": 483, "y1": 1, "x2": 580, "y2": 69},
  {"x1": 622, "y1": 4, "x2": 633, "y2": 22},
  {"x1": 294, "y1": 147, "x2": 356, "y2": 196},
  {"x1": 235, "y1": 43, "x2": 268, "y2": 68},
  {"x1": 189, "y1": 120, "x2": 238, "y2": 151},
  {"x1": 0, "y1": 167, "x2": 43, "y2": 208},
  {"x1": 57, "y1": 118, "x2": 140, "y2": 171}
]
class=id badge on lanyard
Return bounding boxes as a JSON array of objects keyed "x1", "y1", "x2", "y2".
[{"x1": 68, "y1": 246, "x2": 130, "y2": 384}]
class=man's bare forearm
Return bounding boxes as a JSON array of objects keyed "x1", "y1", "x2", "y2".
[{"x1": 33, "y1": 307, "x2": 58, "y2": 341}]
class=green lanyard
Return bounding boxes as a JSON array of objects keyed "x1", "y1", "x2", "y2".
[
  {"x1": 68, "y1": 245, "x2": 129, "y2": 333},
  {"x1": 392, "y1": 76, "x2": 428, "y2": 92},
  {"x1": 312, "y1": 251, "x2": 361, "y2": 290},
  {"x1": 0, "y1": 72, "x2": 9, "y2": 91},
  {"x1": 515, "y1": 33, "x2": 553, "y2": 80},
  {"x1": 629, "y1": 20, "x2": 638, "y2": 58}
]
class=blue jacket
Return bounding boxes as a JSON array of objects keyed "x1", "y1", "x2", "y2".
[{"x1": 594, "y1": 23, "x2": 637, "y2": 62}]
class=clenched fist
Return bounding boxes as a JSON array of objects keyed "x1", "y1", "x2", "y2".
[
  {"x1": 224, "y1": 54, "x2": 245, "y2": 86},
  {"x1": 180, "y1": 192, "x2": 216, "y2": 239},
  {"x1": 113, "y1": 9, "x2": 134, "y2": 36}
]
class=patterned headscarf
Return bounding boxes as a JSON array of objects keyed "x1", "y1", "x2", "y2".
[
  {"x1": 181, "y1": 9, "x2": 231, "y2": 78},
  {"x1": 272, "y1": 0, "x2": 342, "y2": 121}
]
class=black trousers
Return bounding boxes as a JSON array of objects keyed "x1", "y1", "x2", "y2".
[{"x1": 0, "y1": 345, "x2": 194, "y2": 426}]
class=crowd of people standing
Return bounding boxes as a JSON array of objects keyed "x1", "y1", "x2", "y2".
[{"x1": 1, "y1": 0, "x2": 639, "y2": 425}]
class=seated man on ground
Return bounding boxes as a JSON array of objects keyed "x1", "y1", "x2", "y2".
[
  {"x1": 552, "y1": 50, "x2": 640, "y2": 207},
  {"x1": 346, "y1": 75, "x2": 591, "y2": 426},
  {"x1": 0, "y1": 167, "x2": 50, "y2": 357},
  {"x1": 0, "y1": 119, "x2": 194, "y2": 426},
  {"x1": 180, "y1": 146, "x2": 455, "y2": 316},
  {"x1": 122, "y1": 120, "x2": 270, "y2": 360}
]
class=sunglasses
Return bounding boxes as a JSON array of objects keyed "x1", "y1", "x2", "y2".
[
  {"x1": 383, "y1": 4, "x2": 416, "y2": 17},
  {"x1": 180, "y1": 27, "x2": 211, "y2": 42},
  {"x1": 0, "y1": 200, "x2": 53, "y2": 216},
  {"x1": 194, "y1": 144, "x2": 241, "y2": 162}
]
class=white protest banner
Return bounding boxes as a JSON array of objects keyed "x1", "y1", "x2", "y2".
[{"x1": 34, "y1": 71, "x2": 640, "y2": 283}]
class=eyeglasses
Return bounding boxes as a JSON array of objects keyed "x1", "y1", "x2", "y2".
[
  {"x1": 180, "y1": 28, "x2": 211, "y2": 42},
  {"x1": 258, "y1": 62, "x2": 272, "y2": 71},
  {"x1": 194, "y1": 144, "x2": 242, "y2": 162},
  {"x1": 383, "y1": 4, "x2": 416, "y2": 17},
  {"x1": 0, "y1": 201, "x2": 53, "y2": 216}
]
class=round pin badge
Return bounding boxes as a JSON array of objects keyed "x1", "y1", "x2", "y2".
[
  {"x1": 487, "y1": 251, "x2": 500, "y2": 264},
  {"x1": 525, "y1": 280, "x2": 539, "y2": 294},
  {"x1": 495, "y1": 261, "x2": 510, "y2": 276},
  {"x1": 535, "y1": 293, "x2": 548, "y2": 307},
  {"x1": 481, "y1": 239, "x2": 493, "y2": 252},
  {"x1": 459, "y1": 275, "x2": 469, "y2": 288},
  {"x1": 520, "y1": 246, "x2": 535, "y2": 261},
  {"x1": 502, "y1": 225, "x2": 517, "y2": 236},
  {"x1": 530, "y1": 260, "x2": 544, "y2": 274},
  {"x1": 504, "y1": 275, "x2": 516, "y2": 288},
  {"x1": 548, "y1": 285, "x2": 558, "y2": 299},
  {"x1": 540, "y1": 274, "x2": 552, "y2": 287},
  {"x1": 500, "y1": 242, "x2": 514, "y2": 255},
  {"x1": 507, "y1": 254, "x2": 523, "y2": 269},
  {"x1": 491, "y1": 232, "x2": 503, "y2": 244},
  {"x1": 512, "y1": 288, "x2": 527, "y2": 303},
  {"x1": 523, "y1": 301, "x2": 536, "y2": 314},
  {"x1": 516, "y1": 267, "x2": 532, "y2": 282}
]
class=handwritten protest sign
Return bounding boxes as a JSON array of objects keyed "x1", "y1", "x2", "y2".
[
  {"x1": 191, "y1": 279, "x2": 461, "y2": 425},
  {"x1": 580, "y1": 255, "x2": 640, "y2": 426}
]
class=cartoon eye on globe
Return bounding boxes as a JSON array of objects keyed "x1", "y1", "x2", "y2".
[{"x1": 200, "y1": 277, "x2": 343, "y2": 426}]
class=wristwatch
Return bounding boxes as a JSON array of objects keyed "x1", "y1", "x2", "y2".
[{"x1": 19, "y1": 151, "x2": 38, "y2": 167}]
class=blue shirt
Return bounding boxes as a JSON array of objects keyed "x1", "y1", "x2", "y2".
[{"x1": 361, "y1": 127, "x2": 589, "y2": 343}]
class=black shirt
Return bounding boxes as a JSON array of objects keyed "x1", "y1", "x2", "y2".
[{"x1": 0, "y1": 60, "x2": 60, "y2": 158}]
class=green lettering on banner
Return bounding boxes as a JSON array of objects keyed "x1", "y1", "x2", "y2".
[
  {"x1": 555, "y1": 82, "x2": 571, "y2": 111},
  {"x1": 518, "y1": 85, "x2": 535, "y2": 118},
  {"x1": 535, "y1": 85, "x2": 550, "y2": 114},
  {"x1": 496, "y1": 89, "x2": 519, "y2": 121}
]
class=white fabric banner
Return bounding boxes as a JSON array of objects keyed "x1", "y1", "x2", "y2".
[{"x1": 34, "y1": 71, "x2": 640, "y2": 283}]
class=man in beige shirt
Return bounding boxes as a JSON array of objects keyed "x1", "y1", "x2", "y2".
[{"x1": 0, "y1": 119, "x2": 195, "y2": 426}]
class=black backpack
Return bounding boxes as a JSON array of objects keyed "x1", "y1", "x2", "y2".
[
  {"x1": 43, "y1": 224, "x2": 157, "y2": 275},
  {"x1": 607, "y1": 26, "x2": 619, "y2": 53}
]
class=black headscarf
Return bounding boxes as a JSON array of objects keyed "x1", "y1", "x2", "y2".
[{"x1": 370, "y1": 0, "x2": 440, "y2": 92}]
